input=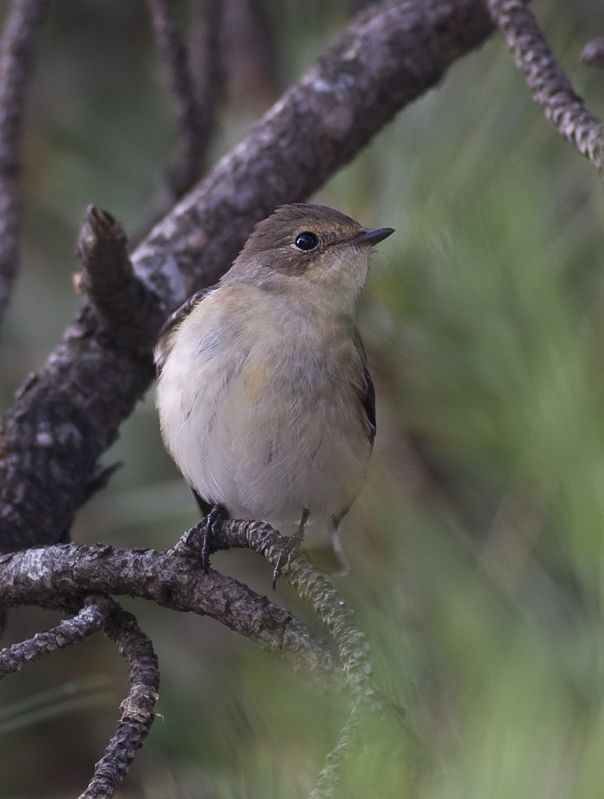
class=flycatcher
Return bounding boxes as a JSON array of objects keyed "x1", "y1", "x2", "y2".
[{"x1": 155, "y1": 203, "x2": 394, "y2": 575}]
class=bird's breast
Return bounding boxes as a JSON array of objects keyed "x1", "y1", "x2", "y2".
[{"x1": 156, "y1": 284, "x2": 371, "y2": 527}]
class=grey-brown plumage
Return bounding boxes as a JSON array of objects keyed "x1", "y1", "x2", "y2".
[{"x1": 155, "y1": 203, "x2": 393, "y2": 572}]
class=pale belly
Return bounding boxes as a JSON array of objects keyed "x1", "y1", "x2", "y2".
[{"x1": 156, "y1": 314, "x2": 371, "y2": 542}]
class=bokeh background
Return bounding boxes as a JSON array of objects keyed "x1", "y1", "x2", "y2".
[{"x1": 2, "y1": 1, "x2": 604, "y2": 796}]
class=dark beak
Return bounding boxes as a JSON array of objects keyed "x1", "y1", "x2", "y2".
[{"x1": 352, "y1": 227, "x2": 395, "y2": 246}]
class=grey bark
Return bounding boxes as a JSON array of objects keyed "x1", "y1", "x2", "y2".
[
  {"x1": 79, "y1": 604, "x2": 160, "y2": 799},
  {"x1": 486, "y1": 0, "x2": 604, "y2": 170},
  {"x1": 0, "y1": 538, "x2": 336, "y2": 676}
]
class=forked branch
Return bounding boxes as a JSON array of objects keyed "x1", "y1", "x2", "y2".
[
  {"x1": 1, "y1": 519, "x2": 421, "y2": 797},
  {"x1": 0, "y1": 594, "x2": 159, "y2": 799}
]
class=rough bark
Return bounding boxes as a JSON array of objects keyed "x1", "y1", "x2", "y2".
[
  {"x1": 76, "y1": 205, "x2": 165, "y2": 349},
  {"x1": 79, "y1": 604, "x2": 159, "y2": 799},
  {"x1": 0, "y1": 539, "x2": 336, "y2": 676},
  {"x1": 486, "y1": 0, "x2": 604, "y2": 170},
  {"x1": 0, "y1": 595, "x2": 111, "y2": 675},
  {"x1": 0, "y1": 0, "x2": 495, "y2": 554}
]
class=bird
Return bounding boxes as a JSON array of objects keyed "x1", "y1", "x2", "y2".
[{"x1": 154, "y1": 203, "x2": 394, "y2": 577}]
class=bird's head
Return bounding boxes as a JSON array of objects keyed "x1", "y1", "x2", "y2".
[{"x1": 223, "y1": 203, "x2": 394, "y2": 310}]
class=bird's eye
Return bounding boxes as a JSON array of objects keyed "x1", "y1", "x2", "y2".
[{"x1": 294, "y1": 231, "x2": 319, "y2": 251}]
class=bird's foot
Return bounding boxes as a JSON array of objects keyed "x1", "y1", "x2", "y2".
[
  {"x1": 199, "y1": 504, "x2": 226, "y2": 573},
  {"x1": 177, "y1": 505, "x2": 226, "y2": 571}
]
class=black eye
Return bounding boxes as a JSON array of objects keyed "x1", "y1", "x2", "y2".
[{"x1": 294, "y1": 231, "x2": 319, "y2": 251}]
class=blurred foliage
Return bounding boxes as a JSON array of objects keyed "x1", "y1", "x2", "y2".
[{"x1": 1, "y1": 0, "x2": 604, "y2": 797}]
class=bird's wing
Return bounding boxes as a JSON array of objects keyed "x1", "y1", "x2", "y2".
[
  {"x1": 354, "y1": 329, "x2": 376, "y2": 445},
  {"x1": 330, "y1": 333, "x2": 376, "y2": 533},
  {"x1": 154, "y1": 286, "x2": 215, "y2": 375}
]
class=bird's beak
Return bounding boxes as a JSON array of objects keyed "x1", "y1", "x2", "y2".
[{"x1": 351, "y1": 227, "x2": 395, "y2": 246}]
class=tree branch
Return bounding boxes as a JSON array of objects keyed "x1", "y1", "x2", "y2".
[
  {"x1": 1, "y1": 518, "x2": 419, "y2": 796},
  {"x1": 201, "y1": 518, "x2": 427, "y2": 793},
  {"x1": 0, "y1": 0, "x2": 496, "y2": 555},
  {"x1": 189, "y1": 0, "x2": 225, "y2": 161},
  {"x1": 486, "y1": 0, "x2": 604, "y2": 170},
  {"x1": 0, "y1": 594, "x2": 111, "y2": 675},
  {"x1": 148, "y1": 0, "x2": 211, "y2": 202},
  {"x1": 0, "y1": 539, "x2": 336, "y2": 676},
  {"x1": 0, "y1": 0, "x2": 47, "y2": 328},
  {"x1": 0, "y1": 592, "x2": 159, "y2": 799},
  {"x1": 79, "y1": 603, "x2": 159, "y2": 799},
  {"x1": 75, "y1": 205, "x2": 165, "y2": 349}
]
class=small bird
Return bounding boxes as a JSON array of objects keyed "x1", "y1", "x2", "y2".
[{"x1": 155, "y1": 203, "x2": 394, "y2": 576}]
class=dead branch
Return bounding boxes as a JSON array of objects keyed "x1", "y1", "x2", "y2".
[
  {"x1": 75, "y1": 205, "x2": 165, "y2": 349},
  {"x1": 79, "y1": 603, "x2": 159, "y2": 799},
  {"x1": 0, "y1": 0, "x2": 496, "y2": 555},
  {"x1": 0, "y1": 594, "x2": 111, "y2": 675},
  {"x1": 486, "y1": 0, "x2": 604, "y2": 171},
  {"x1": 0, "y1": 517, "x2": 419, "y2": 796},
  {"x1": 0, "y1": 592, "x2": 158, "y2": 799},
  {"x1": 137, "y1": 0, "x2": 225, "y2": 239},
  {"x1": 0, "y1": 0, "x2": 47, "y2": 327},
  {"x1": 147, "y1": 0, "x2": 203, "y2": 198},
  {"x1": 0, "y1": 539, "x2": 336, "y2": 676},
  {"x1": 189, "y1": 0, "x2": 225, "y2": 157}
]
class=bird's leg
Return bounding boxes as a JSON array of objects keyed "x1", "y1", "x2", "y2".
[
  {"x1": 201, "y1": 504, "x2": 226, "y2": 573},
  {"x1": 272, "y1": 508, "x2": 310, "y2": 590}
]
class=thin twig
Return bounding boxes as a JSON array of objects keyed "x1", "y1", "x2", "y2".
[
  {"x1": 138, "y1": 0, "x2": 225, "y2": 240},
  {"x1": 486, "y1": 0, "x2": 604, "y2": 170},
  {"x1": 0, "y1": 0, "x2": 47, "y2": 327},
  {"x1": 190, "y1": 0, "x2": 225, "y2": 153},
  {"x1": 187, "y1": 519, "x2": 427, "y2": 795},
  {"x1": 0, "y1": 594, "x2": 111, "y2": 676},
  {"x1": 147, "y1": 0, "x2": 208, "y2": 199},
  {"x1": 75, "y1": 205, "x2": 165, "y2": 349},
  {"x1": 80, "y1": 604, "x2": 159, "y2": 799}
]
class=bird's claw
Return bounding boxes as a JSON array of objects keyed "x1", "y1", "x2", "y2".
[
  {"x1": 272, "y1": 531, "x2": 303, "y2": 590},
  {"x1": 201, "y1": 505, "x2": 224, "y2": 573}
]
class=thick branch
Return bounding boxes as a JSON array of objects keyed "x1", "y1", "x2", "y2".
[
  {"x1": 0, "y1": 541, "x2": 335, "y2": 676},
  {"x1": 486, "y1": 0, "x2": 604, "y2": 170},
  {"x1": 76, "y1": 205, "x2": 165, "y2": 349},
  {"x1": 0, "y1": 0, "x2": 495, "y2": 554},
  {"x1": 0, "y1": 0, "x2": 47, "y2": 327}
]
